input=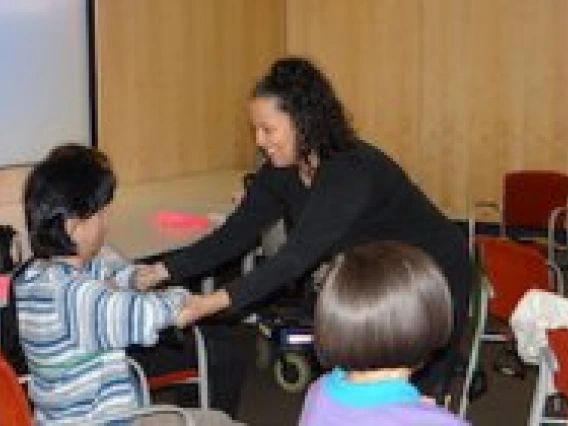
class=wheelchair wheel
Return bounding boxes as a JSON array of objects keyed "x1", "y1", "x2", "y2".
[
  {"x1": 274, "y1": 353, "x2": 312, "y2": 393},
  {"x1": 255, "y1": 335, "x2": 273, "y2": 370}
]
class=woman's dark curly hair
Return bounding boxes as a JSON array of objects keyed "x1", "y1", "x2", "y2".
[{"x1": 252, "y1": 56, "x2": 356, "y2": 161}]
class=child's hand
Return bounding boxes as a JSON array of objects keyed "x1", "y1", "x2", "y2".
[
  {"x1": 174, "y1": 290, "x2": 231, "y2": 328},
  {"x1": 174, "y1": 294, "x2": 200, "y2": 328},
  {"x1": 102, "y1": 279, "x2": 120, "y2": 290},
  {"x1": 134, "y1": 263, "x2": 169, "y2": 291}
]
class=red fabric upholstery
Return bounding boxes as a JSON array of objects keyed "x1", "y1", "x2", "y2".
[
  {"x1": 477, "y1": 236, "x2": 551, "y2": 321},
  {"x1": 547, "y1": 328, "x2": 568, "y2": 397},
  {"x1": 503, "y1": 171, "x2": 568, "y2": 229},
  {"x1": 147, "y1": 368, "x2": 199, "y2": 390},
  {"x1": 0, "y1": 353, "x2": 32, "y2": 425}
]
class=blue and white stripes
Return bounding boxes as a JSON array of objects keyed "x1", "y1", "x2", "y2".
[{"x1": 14, "y1": 248, "x2": 189, "y2": 424}]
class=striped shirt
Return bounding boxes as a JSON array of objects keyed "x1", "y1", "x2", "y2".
[{"x1": 14, "y1": 247, "x2": 189, "y2": 424}]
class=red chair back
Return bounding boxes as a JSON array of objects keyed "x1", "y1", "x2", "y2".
[
  {"x1": 147, "y1": 369, "x2": 199, "y2": 390},
  {"x1": 503, "y1": 171, "x2": 568, "y2": 229},
  {"x1": 547, "y1": 328, "x2": 568, "y2": 397},
  {"x1": 477, "y1": 236, "x2": 551, "y2": 321},
  {"x1": 0, "y1": 353, "x2": 32, "y2": 425}
]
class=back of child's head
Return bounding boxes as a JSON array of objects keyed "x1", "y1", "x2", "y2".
[
  {"x1": 315, "y1": 241, "x2": 452, "y2": 372},
  {"x1": 24, "y1": 143, "x2": 116, "y2": 259}
]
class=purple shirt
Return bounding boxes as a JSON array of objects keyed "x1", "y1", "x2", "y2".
[{"x1": 299, "y1": 370, "x2": 469, "y2": 426}]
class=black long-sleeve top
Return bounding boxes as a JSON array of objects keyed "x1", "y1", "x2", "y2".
[{"x1": 163, "y1": 140, "x2": 471, "y2": 312}]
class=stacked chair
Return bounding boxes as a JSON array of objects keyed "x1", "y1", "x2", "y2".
[
  {"x1": 460, "y1": 233, "x2": 564, "y2": 418},
  {"x1": 458, "y1": 238, "x2": 562, "y2": 417},
  {"x1": 469, "y1": 170, "x2": 568, "y2": 279},
  {"x1": 460, "y1": 170, "x2": 568, "y2": 420}
]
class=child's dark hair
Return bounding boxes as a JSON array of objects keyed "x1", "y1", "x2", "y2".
[
  {"x1": 24, "y1": 143, "x2": 116, "y2": 258},
  {"x1": 315, "y1": 241, "x2": 452, "y2": 371}
]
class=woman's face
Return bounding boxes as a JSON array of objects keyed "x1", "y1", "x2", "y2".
[{"x1": 249, "y1": 96, "x2": 298, "y2": 168}]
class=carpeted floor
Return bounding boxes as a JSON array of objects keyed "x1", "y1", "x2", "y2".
[
  {"x1": 235, "y1": 326, "x2": 537, "y2": 426},
  {"x1": 152, "y1": 324, "x2": 539, "y2": 426}
]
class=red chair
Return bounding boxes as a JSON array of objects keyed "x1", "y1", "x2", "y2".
[
  {"x1": 501, "y1": 171, "x2": 568, "y2": 234},
  {"x1": 0, "y1": 351, "x2": 195, "y2": 425},
  {"x1": 529, "y1": 328, "x2": 568, "y2": 425},
  {"x1": 477, "y1": 237, "x2": 559, "y2": 323},
  {"x1": 458, "y1": 237, "x2": 562, "y2": 418},
  {"x1": 0, "y1": 350, "x2": 32, "y2": 426},
  {"x1": 547, "y1": 329, "x2": 568, "y2": 398},
  {"x1": 470, "y1": 170, "x2": 568, "y2": 275},
  {"x1": 143, "y1": 326, "x2": 210, "y2": 409}
]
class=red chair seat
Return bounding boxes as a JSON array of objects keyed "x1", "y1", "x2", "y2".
[
  {"x1": 147, "y1": 368, "x2": 200, "y2": 390},
  {"x1": 0, "y1": 353, "x2": 32, "y2": 425},
  {"x1": 477, "y1": 236, "x2": 551, "y2": 321}
]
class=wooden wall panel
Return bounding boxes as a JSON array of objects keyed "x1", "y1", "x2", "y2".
[
  {"x1": 286, "y1": 0, "x2": 422, "y2": 174},
  {"x1": 95, "y1": 0, "x2": 285, "y2": 183},
  {"x1": 286, "y1": 0, "x2": 568, "y2": 218},
  {"x1": 94, "y1": 1, "x2": 568, "y2": 216},
  {"x1": 420, "y1": 0, "x2": 470, "y2": 214},
  {"x1": 520, "y1": 0, "x2": 568, "y2": 170}
]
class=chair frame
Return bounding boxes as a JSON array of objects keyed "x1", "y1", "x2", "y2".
[
  {"x1": 547, "y1": 206, "x2": 568, "y2": 271},
  {"x1": 145, "y1": 325, "x2": 210, "y2": 410},
  {"x1": 458, "y1": 266, "x2": 491, "y2": 417},
  {"x1": 528, "y1": 330, "x2": 568, "y2": 426}
]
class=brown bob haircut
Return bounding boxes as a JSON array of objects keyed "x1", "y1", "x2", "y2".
[{"x1": 315, "y1": 241, "x2": 453, "y2": 371}]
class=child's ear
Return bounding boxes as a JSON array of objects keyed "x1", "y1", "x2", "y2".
[{"x1": 64, "y1": 217, "x2": 81, "y2": 243}]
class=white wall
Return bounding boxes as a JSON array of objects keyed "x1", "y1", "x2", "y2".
[{"x1": 0, "y1": 0, "x2": 91, "y2": 167}]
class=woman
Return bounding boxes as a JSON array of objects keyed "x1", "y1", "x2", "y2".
[{"x1": 147, "y1": 56, "x2": 472, "y2": 401}]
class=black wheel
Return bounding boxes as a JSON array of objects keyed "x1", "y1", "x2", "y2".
[
  {"x1": 274, "y1": 353, "x2": 312, "y2": 393},
  {"x1": 255, "y1": 335, "x2": 273, "y2": 370}
]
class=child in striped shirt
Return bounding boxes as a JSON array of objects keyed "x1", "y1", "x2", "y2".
[{"x1": 14, "y1": 144, "x2": 207, "y2": 424}]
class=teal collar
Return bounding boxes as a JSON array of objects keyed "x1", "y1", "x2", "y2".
[{"x1": 324, "y1": 367, "x2": 421, "y2": 408}]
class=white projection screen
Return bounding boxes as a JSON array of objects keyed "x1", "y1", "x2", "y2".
[{"x1": 0, "y1": 0, "x2": 92, "y2": 167}]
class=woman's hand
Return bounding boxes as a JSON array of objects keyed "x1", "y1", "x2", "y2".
[
  {"x1": 175, "y1": 290, "x2": 231, "y2": 327},
  {"x1": 134, "y1": 262, "x2": 170, "y2": 291}
]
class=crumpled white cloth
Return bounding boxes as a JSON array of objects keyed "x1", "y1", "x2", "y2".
[{"x1": 510, "y1": 289, "x2": 568, "y2": 364}]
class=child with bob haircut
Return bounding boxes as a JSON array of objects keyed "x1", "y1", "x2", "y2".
[
  {"x1": 299, "y1": 241, "x2": 468, "y2": 425},
  {"x1": 13, "y1": 144, "x2": 241, "y2": 425}
]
